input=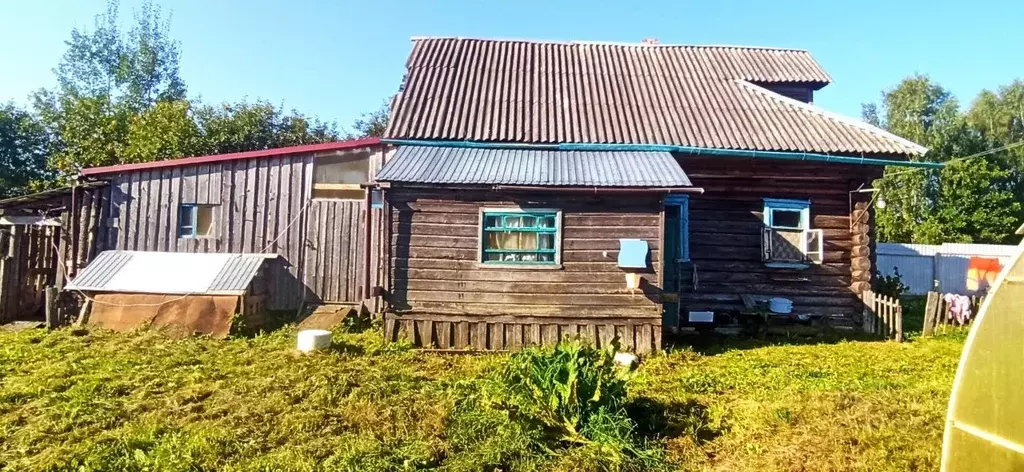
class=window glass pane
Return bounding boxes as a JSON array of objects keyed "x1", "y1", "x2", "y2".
[
  {"x1": 178, "y1": 206, "x2": 195, "y2": 237},
  {"x1": 486, "y1": 231, "x2": 538, "y2": 250},
  {"x1": 196, "y1": 206, "x2": 214, "y2": 237},
  {"x1": 504, "y1": 215, "x2": 524, "y2": 228},
  {"x1": 771, "y1": 209, "x2": 802, "y2": 228},
  {"x1": 484, "y1": 215, "x2": 501, "y2": 228},
  {"x1": 538, "y1": 216, "x2": 555, "y2": 228},
  {"x1": 313, "y1": 150, "x2": 370, "y2": 185},
  {"x1": 538, "y1": 233, "x2": 555, "y2": 249}
]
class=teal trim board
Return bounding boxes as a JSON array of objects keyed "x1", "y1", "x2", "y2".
[{"x1": 381, "y1": 139, "x2": 943, "y2": 169}]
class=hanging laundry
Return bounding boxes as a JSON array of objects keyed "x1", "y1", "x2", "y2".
[
  {"x1": 967, "y1": 257, "x2": 1003, "y2": 292},
  {"x1": 944, "y1": 293, "x2": 973, "y2": 325}
]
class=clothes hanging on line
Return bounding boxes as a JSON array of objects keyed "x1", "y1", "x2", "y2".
[
  {"x1": 967, "y1": 257, "x2": 1003, "y2": 292},
  {"x1": 943, "y1": 293, "x2": 973, "y2": 325}
]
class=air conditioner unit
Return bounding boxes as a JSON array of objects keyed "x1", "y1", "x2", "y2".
[{"x1": 761, "y1": 227, "x2": 824, "y2": 264}]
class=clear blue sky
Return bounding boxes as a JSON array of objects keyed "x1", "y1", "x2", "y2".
[{"x1": 1, "y1": 0, "x2": 1021, "y2": 133}]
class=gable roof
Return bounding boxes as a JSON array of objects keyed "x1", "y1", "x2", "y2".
[{"x1": 384, "y1": 37, "x2": 926, "y2": 157}]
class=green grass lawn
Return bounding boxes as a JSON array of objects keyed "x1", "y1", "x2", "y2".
[{"x1": 0, "y1": 326, "x2": 965, "y2": 471}]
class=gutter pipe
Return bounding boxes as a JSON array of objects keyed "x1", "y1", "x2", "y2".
[
  {"x1": 492, "y1": 185, "x2": 704, "y2": 194},
  {"x1": 381, "y1": 139, "x2": 944, "y2": 169}
]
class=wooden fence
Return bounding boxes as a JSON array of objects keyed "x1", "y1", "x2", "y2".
[
  {"x1": 861, "y1": 290, "x2": 903, "y2": 342},
  {"x1": 0, "y1": 225, "x2": 61, "y2": 324},
  {"x1": 923, "y1": 291, "x2": 983, "y2": 336}
]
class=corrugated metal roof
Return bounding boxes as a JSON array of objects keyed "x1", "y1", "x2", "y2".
[
  {"x1": 0, "y1": 181, "x2": 108, "y2": 209},
  {"x1": 80, "y1": 137, "x2": 383, "y2": 176},
  {"x1": 376, "y1": 146, "x2": 693, "y2": 187},
  {"x1": 67, "y1": 251, "x2": 276, "y2": 295},
  {"x1": 385, "y1": 37, "x2": 926, "y2": 157}
]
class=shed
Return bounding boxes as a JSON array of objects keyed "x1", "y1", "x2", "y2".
[
  {"x1": 0, "y1": 182, "x2": 108, "y2": 325},
  {"x1": 67, "y1": 251, "x2": 277, "y2": 337}
]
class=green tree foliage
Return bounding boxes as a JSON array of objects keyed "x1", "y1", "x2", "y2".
[
  {"x1": 865, "y1": 75, "x2": 1022, "y2": 244},
  {"x1": 194, "y1": 100, "x2": 338, "y2": 155},
  {"x1": 0, "y1": 103, "x2": 52, "y2": 199},
  {"x1": 351, "y1": 100, "x2": 391, "y2": 138},
  {"x1": 36, "y1": 0, "x2": 185, "y2": 178},
  {"x1": 28, "y1": 0, "x2": 348, "y2": 186}
]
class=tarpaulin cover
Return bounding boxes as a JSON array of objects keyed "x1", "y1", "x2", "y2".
[{"x1": 88, "y1": 294, "x2": 240, "y2": 338}]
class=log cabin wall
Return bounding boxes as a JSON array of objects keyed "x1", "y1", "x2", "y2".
[
  {"x1": 383, "y1": 188, "x2": 664, "y2": 353},
  {"x1": 98, "y1": 145, "x2": 391, "y2": 310},
  {"x1": 678, "y1": 156, "x2": 882, "y2": 325}
]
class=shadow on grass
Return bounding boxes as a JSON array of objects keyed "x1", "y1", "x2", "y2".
[
  {"x1": 664, "y1": 329, "x2": 883, "y2": 356},
  {"x1": 327, "y1": 340, "x2": 366, "y2": 356},
  {"x1": 626, "y1": 397, "x2": 722, "y2": 444}
]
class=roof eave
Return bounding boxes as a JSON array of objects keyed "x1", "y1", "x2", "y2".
[{"x1": 80, "y1": 137, "x2": 384, "y2": 177}]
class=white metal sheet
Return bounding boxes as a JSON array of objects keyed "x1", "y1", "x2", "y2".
[{"x1": 103, "y1": 252, "x2": 235, "y2": 294}]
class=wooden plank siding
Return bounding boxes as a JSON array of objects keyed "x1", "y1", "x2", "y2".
[
  {"x1": 678, "y1": 156, "x2": 882, "y2": 323},
  {"x1": 384, "y1": 188, "x2": 663, "y2": 353},
  {"x1": 98, "y1": 145, "x2": 392, "y2": 310}
]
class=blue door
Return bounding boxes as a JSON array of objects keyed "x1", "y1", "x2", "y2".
[{"x1": 662, "y1": 195, "x2": 689, "y2": 328}]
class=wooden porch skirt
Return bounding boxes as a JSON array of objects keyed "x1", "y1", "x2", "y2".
[{"x1": 384, "y1": 313, "x2": 661, "y2": 354}]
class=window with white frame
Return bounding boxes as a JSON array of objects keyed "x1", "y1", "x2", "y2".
[
  {"x1": 311, "y1": 149, "x2": 371, "y2": 200},
  {"x1": 480, "y1": 209, "x2": 561, "y2": 265},
  {"x1": 761, "y1": 198, "x2": 823, "y2": 266},
  {"x1": 178, "y1": 204, "x2": 216, "y2": 238}
]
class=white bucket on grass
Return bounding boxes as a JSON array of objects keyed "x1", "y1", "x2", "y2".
[{"x1": 297, "y1": 329, "x2": 333, "y2": 353}]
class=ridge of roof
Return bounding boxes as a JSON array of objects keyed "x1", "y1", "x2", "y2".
[
  {"x1": 409, "y1": 36, "x2": 812, "y2": 53},
  {"x1": 734, "y1": 80, "x2": 929, "y2": 156}
]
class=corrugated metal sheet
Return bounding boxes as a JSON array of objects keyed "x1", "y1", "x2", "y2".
[
  {"x1": 376, "y1": 146, "x2": 693, "y2": 187},
  {"x1": 81, "y1": 137, "x2": 382, "y2": 176},
  {"x1": 69, "y1": 251, "x2": 133, "y2": 290},
  {"x1": 385, "y1": 37, "x2": 926, "y2": 157},
  {"x1": 67, "y1": 251, "x2": 275, "y2": 295},
  {"x1": 877, "y1": 243, "x2": 1020, "y2": 295}
]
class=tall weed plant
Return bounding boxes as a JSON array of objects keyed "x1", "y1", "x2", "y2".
[{"x1": 493, "y1": 339, "x2": 666, "y2": 470}]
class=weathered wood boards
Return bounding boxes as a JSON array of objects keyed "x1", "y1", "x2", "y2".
[
  {"x1": 384, "y1": 188, "x2": 663, "y2": 352},
  {"x1": 384, "y1": 314, "x2": 661, "y2": 354},
  {"x1": 100, "y1": 145, "x2": 390, "y2": 309},
  {"x1": 679, "y1": 156, "x2": 882, "y2": 325}
]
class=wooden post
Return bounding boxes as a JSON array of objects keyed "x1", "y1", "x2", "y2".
[
  {"x1": 74, "y1": 297, "x2": 92, "y2": 327},
  {"x1": 923, "y1": 291, "x2": 938, "y2": 336},
  {"x1": 44, "y1": 286, "x2": 59, "y2": 328},
  {"x1": 896, "y1": 303, "x2": 904, "y2": 342}
]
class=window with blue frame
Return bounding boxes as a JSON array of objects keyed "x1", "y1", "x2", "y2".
[
  {"x1": 763, "y1": 198, "x2": 810, "y2": 230},
  {"x1": 178, "y1": 204, "x2": 216, "y2": 238},
  {"x1": 480, "y1": 210, "x2": 561, "y2": 265},
  {"x1": 761, "y1": 198, "x2": 819, "y2": 266}
]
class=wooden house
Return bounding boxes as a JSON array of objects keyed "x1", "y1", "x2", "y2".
[
  {"x1": 375, "y1": 37, "x2": 938, "y2": 352},
  {"x1": 5, "y1": 37, "x2": 940, "y2": 354}
]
